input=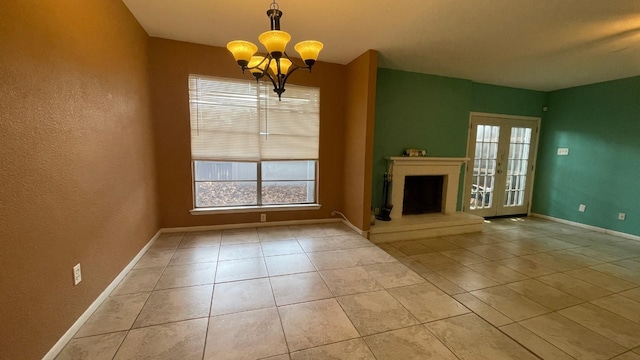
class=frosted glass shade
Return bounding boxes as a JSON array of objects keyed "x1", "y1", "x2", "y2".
[
  {"x1": 227, "y1": 41, "x2": 258, "y2": 66},
  {"x1": 248, "y1": 56, "x2": 268, "y2": 75},
  {"x1": 269, "y1": 58, "x2": 292, "y2": 76},
  {"x1": 294, "y1": 40, "x2": 323, "y2": 62},
  {"x1": 258, "y1": 30, "x2": 291, "y2": 56}
]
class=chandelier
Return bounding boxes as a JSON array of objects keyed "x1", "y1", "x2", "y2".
[{"x1": 226, "y1": 0, "x2": 323, "y2": 100}]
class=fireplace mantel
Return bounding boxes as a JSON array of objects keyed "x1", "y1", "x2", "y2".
[{"x1": 385, "y1": 157, "x2": 469, "y2": 219}]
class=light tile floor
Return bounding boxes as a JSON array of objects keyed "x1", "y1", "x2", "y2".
[{"x1": 56, "y1": 218, "x2": 640, "y2": 359}]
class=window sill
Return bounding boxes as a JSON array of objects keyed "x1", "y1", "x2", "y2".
[{"x1": 190, "y1": 204, "x2": 322, "y2": 215}]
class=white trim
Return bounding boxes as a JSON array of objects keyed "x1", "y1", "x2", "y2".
[
  {"x1": 469, "y1": 112, "x2": 541, "y2": 122},
  {"x1": 43, "y1": 230, "x2": 162, "y2": 360},
  {"x1": 531, "y1": 213, "x2": 640, "y2": 242},
  {"x1": 160, "y1": 218, "x2": 341, "y2": 233},
  {"x1": 190, "y1": 203, "x2": 322, "y2": 215},
  {"x1": 341, "y1": 219, "x2": 368, "y2": 237}
]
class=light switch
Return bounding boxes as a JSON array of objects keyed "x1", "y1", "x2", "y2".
[{"x1": 557, "y1": 148, "x2": 569, "y2": 156}]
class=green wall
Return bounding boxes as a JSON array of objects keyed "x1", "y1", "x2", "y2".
[
  {"x1": 532, "y1": 76, "x2": 640, "y2": 236},
  {"x1": 372, "y1": 68, "x2": 546, "y2": 211}
]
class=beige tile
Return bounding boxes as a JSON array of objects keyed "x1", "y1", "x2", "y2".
[
  {"x1": 111, "y1": 267, "x2": 164, "y2": 296},
  {"x1": 211, "y1": 278, "x2": 274, "y2": 316},
  {"x1": 260, "y1": 355, "x2": 290, "y2": 360},
  {"x1": 520, "y1": 312, "x2": 626, "y2": 359},
  {"x1": 364, "y1": 325, "x2": 458, "y2": 360},
  {"x1": 218, "y1": 243, "x2": 263, "y2": 261},
  {"x1": 437, "y1": 266, "x2": 500, "y2": 291},
  {"x1": 591, "y1": 294, "x2": 640, "y2": 323},
  {"x1": 265, "y1": 253, "x2": 315, "y2": 276},
  {"x1": 440, "y1": 249, "x2": 489, "y2": 265},
  {"x1": 498, "y1": 323, "x2": 574, "y2": 360},
  {"x1": 155, "y1": 262, "x2": 216, "y2": 290},
  {"x1": 613, "y1": 259, "x2": 640, "y2": 271},
  {"x1": 133, "y1": 285, "x2": 212, "y2": 328},
  {"x1": 114, "y1": 318, "x2": 207, "y2": 360},
  {"x1": 362, "y1": 261, "x2": 425, "y2": 288},
  {"x1": 564, "y1": 268, "x2": 636, "y2": 292},
  {"x1": 306, "y1": 249, "x2": 359, "y2": 270},
  {"x1": 465, "y1": 245, "x2": 514, "y2": 260},
  {"x1": 319, "y1": 266, "x2": 383, "y2": 296},
  {"x1": 444, "y1": 234, "x2": 487, "y2": 248},
  {"x1": 278, "y1": 298, "x2": 359, "y2": 351},
  {"x1": 390, "y1": 241, "x2": 433, "y2": 256},
  {"x1": 270, "y1": 272, "x2": 332, "y2": 305},
  {"x1": 426, "y1": 313, "x2": 538, "y2": 359},
  {"x1": 467, "y1": 262, "x2": 528, "y2": 283},
  {"x1": 169, "y1": 247, "x2": 219, "y2": 265},
  {"x1": 290, "y1": 339, "x2": 375, "y2": 360},
  {"x1": 537, "y1": 272, "x2": 612, "y2": 300},
  {"x1": 453, "y1": 293, "x2": 512, "y2": 327},
  {"x1": 521, "y1": 253, "x2": 580, "y2": 272},
  {"x1": 323, "y1": 223, "x2": 356, "y2": 236},
  {"x1": 621, "y1": 287, "x2": 640, "y2": 302},
  {"x1": 419, "y1": 238, "x2": 460, "y2": 251},
  {"x1": 76, "y1": 293, "x2": 149, "y2": 337},
  {"x1": 411, "y1": 253, "x2": 461, "y2": 271},
  {"x1": 506, "y1": 279, "x2": 582, "y2": 310},
  {"x1": 349, "y1": 246, "x2": 396, "y2": 266},
  {"x1": 290, "y1": 224, "x2": 328, "y2": 238},
  {"x1": 567, "y1": 246, "x2": 624, "y2": 262},
  {"x1": 57, "y1": 332, "x2": 126, "y2": 360},
  {"x1": 461, "y1": 232, "x2": 505, "y2": 245},
  {"x1": 396, "y1": 256, "x2": 432, "y2": 273},
  {"x1": 558, "y1": 303, "x2": 640, "y2": 348},
  {"x1": 260, "y1": 239, "x2": 303, "y2": 256},
  {"x1": 215, "y1": 258, "x2": 268, "y2": 283},
  {"x1": 221, "y1": 227, "x2": 259, "y2": 244},
  {"x1": 134, "y1": 249, "x2": 175, "y2": 269},
  {"x1": 548, "y1": 249, "x2": 603, "y2": 267},
  {"x1": 337, "y1": 290, "x2": 419, "y2": 336},
  {"x1": 258, "y1": 226, "x2": 295, "y2": 242},
  {"x1": 178, "y1": 230, "x2": 221, "y2": 248},
  {"x1": 491, "y1": 242, "x2": 540, "y2": 256},
  {"x1": 612, "y1": 352, "x2": 640, "y2": 359},
  {"x1": 590, "y1": 263, "x2": 640, "y2": 284},
  {"x1": 470, "y1": 286, "x2": 550, "y2": 321},
  {"x1": 635, "y1": 347, "x2": 640, "y2": 356},
  {"x1": 589, "y1": 244, "x2": 640, "y2": 259},
  {"x1": 388, "y1": 283, "x2": 469, "y2": 322},
  {"x1": 150, "y1": 234, "x2": 183, "y2": 250},
  {"x1": 419, "y1": 271, "x2": 466, "y2": 295},
  {"x1": 297, "y1": 237, "x2": 344, "y2": 252},
  {"x1": 494, "y1": 257, "x2": 556, "y2": 277},
  {"x1": 376, "y1": 243, "x2": 406, "y2": 257},
  {"x1": 205, "y1": 307, "x2": 287, "y2": 360}
]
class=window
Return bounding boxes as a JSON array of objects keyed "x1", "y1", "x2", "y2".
[{"x1": 188, "y1": 75, "x2": 320, "y2": 208}]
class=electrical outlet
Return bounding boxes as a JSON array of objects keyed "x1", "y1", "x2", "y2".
[
  {"x1": 557, "y1": 148, "x2": 569, "y2": 156},
  {"x1": 73, "y1": 263, "x2": 82, "y2": 285},
  {"x1": 260, "y1": 213, "x2": 266, "y2": 222},
  {"x1": 618, "y1": 213, "x2": 626, "y2": 221},
  {"x1": 578, "y1": 204, "x2": 586, "y2": 212}
]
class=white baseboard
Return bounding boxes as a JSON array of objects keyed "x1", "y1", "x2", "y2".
[
  {"x1": 531, "y1": 213, "x2": 640, "y2": 242},
  {"x1": 341, "y1": 219, "x2": 368, "y2": 238},
  {"x1": 43, "y1": 230, "x2": 162, "y2": 360},
  {"x1": 160, "y1": 218, "x2": 341, "y2": 233}
]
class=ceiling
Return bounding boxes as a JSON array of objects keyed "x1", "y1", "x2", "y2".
[{"x1": 123, "y1": 0, "x2": 640, "y2": 91}]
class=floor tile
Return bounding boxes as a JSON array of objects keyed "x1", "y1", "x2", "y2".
[
  {"x1": 215, "y1": 258, "x2": 268, "y2": 283},
  {"x1": 396, "y1": 256, "x2": 432, "y2": 273},
  {"x1": 419, "y1": 271, "x2": 466, "y2": 295},
  {"x1": 494, "y1": 257, "x2": 556, "y2": 277},
  {"x1": 114, "y1": 318, "x2": 207, "y2": 360},
  {"x1": 211, "y1": 278, "x2": 274, "y2": 316},
  {"x1": 499, "y1": 323, "x2": 574, "y2": 360},
  {"x1": 260, "y1": 355, "x2": 291, "y2": 360},
  {"x1": 134, "y1": 249, "x2": 175, "y2": 269},
  {"x1": 258, "y1": 226, "x2": 295, "y2": 242},
  {"x1": 260, "y1": 239, "x2": 304, "y2": 256},
  {"x1": 349, "y1": 246, "x2": 396, "y2": 266},
  {"x1": 591, "y1": 294, "x2": 640, "y2": 323},
  {"x1": 270, "y1": 272, "x2": 332, "y2": 305},
  {"x1": 221, "y1": 227, "x2": 259, "y2": 244},
  {"x1": 521, "y1": 253, "x2": 580, "y2": 272},
  {"x1": 364, "y1": 325, "x2": 458, "y2": 360},
  {"x1": 75, "y1": 293, "x2": 149, "y2": 337},
  {"x1": 548, "y1": 249, "x2": 603, "y2": 267},
  {"x1": 506, "y1": 279, "x2": 582, "y2": 310},
  {"x1": 375, "y1": 243, "x2": 406, "y2": 257},
  {"x1": 337, "y1": 290, "x2": 419, "y2": 336},
  {"x1": 411, "y1": 253, "x2": 461, "y2": 271},
  {"x1": 218, "y1": 243, "x2": 263, "y2": 261},
  {"x1": 437, "y1": 266, "x2": 500, "y2": 291},
  {"x1": 388, "y1": 283, "x2": 469, "y2": 322},
  {"x1": 558, "y1": 303, "x2": 640, "y2": 348},
  {"x1": 133, "y1": 285, "x2": 212, "y2": 328},
  {"x1": 612, "y1": 351, "x2": 640, "y2": 359},
  {"x1": 264, "y1": 253, "x2": 315, "y2": 276},
  {"x1": 56, "y1": 332, "x2": 126, "y2": 360},
  {"x1": 467, "y1": 262, "x2": 529, "y2": 283},
  {"x1": 289, "y1": 224, "x2": 328, "y2": 238},
  {"x1": 439, "y1": 248, "x2": 489, "y2": 265},
  {"x1": 470, "y1": 285, "x2": 550, "y2": 321},
  {"x1": 290, "y1": 338, "x2": 375, "y2": 360},
  {"x1": 319, "y1": 266, "x2": 383, "y2": 296},
  {"x1": 178, "y1": 230, "x2": 221, "y2": 248},
  {"x1": 453, "y1": 293, "x2": 512, "y2": 327},
  {"x1": 537, "y1": 272, "x2": 612, "y2": 300},
  {"x1": 205, "y1": 307, "x2": 287, "y2": 360},
  {"x1": 419, "y1": 238, "x2": 460, "y2": 251},
  {"x1": 362, "y1": 261, "x2": 425, "y2": 288},
  {"x1": 155, "y1": 262, "x2": 216, "y2": 290},
  {"x1": 564, "y1": 268, "x2": 636, "y2": 292},
  {"x1": 149, "y1": 234, "x2": 183, "y2": 251},
  {"x1": 567, "y1": 246, "x2": 624, "y2": 262},
  {"x1": 621, "y1": 287, "x2": 640, "y2": 302},
  {"x1": 390, "y1": 241, "x2": 433, "y2": 256},
  {"x1": 465, "y1": 245, "x2": 514, "y2": 260},
  {"x1": 426, "y1": 313, "x2": 538, "y2": 359},
  {"x1": 590, "y1": 263, "x2": 640, "y2": 284},
  {"x1": 306, "y1": 249, "x2": 359, "y2": 270},
  {"x1": 278, "y1": 298, "x2": 359, "y2": 351},
  {"x1": 169, "y1": 247, "x2": 219, "y2": 265},
  {"x1": 111, "y1": 267, "x2": 164, "y2": 296}
]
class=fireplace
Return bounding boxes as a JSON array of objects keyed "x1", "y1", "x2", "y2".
[{"x1": 403, "y1": 175, "x2": 444, "y2": 215}]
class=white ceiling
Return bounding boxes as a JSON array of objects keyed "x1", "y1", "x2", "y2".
[{"x1": 123, "y1": 0, "x2": 640, "y2": 91}]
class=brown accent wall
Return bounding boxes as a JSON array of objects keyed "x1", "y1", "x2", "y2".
[
  {"x1": 342, "y1": 51, "x2": 379, "y2": 231},
  {"x1": 149, "y1": 38, "x2": 348, "y2": 227},
  {"x1": 0, "y1": 2, "x2": 159, "y2": 359}
]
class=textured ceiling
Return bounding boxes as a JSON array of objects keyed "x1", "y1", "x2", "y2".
[{"x1": 123, "y1": 0, "x2": 640, "y2": 91}]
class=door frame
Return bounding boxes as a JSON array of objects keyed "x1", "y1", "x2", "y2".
[{"x1": 463, "y1": 112, "x2": 541, "y2": 217}]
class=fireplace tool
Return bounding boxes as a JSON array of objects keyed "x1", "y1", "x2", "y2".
[{"x1": 376, "y1": 172, "x2": 393, "y2": 221}]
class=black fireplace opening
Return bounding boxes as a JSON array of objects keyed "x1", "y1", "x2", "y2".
[{"x1": 402, "y1": 175, "x2": 444, "y2": 215}]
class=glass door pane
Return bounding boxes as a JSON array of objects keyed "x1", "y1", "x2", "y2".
[
  {"x1": 504, "y1": 127, "x2": 532, "y2": 207},
  {"x1": 470, "y1": 125, "x2": 499, "y2": 210}
]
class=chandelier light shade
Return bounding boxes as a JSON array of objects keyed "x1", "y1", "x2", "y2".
[{"x1": 226, "y1": 0, "x2": 323, "y2": 99}]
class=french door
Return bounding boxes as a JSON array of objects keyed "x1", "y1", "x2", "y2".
[{"x1": 464, "y1": 113, "x2": 540, "y2": 217}]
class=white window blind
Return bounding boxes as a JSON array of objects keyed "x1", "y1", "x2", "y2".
[{"x1": 189, "y1": 75, "x2": 320, "y2": 162}]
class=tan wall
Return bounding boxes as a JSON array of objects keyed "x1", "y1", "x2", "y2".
[
  {"x1": 0, "y1": 1, "x2": 159, "y2": 359},
  {"x1": 149, "y1": 38, "x2": 348, "y2": 227},
  {"x1": 342, "y1": 51, "x2": 379, "y2": 231}
]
